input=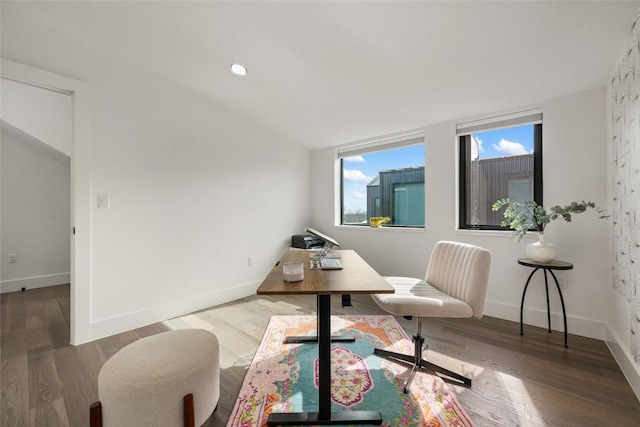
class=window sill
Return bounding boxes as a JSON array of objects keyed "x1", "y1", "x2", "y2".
[
  {"x1": 455, "y1": 228, "x2": 538, "y2": 241},
  {"x1": 336, "y1": 225, "x2": 425, "y2": 233}
]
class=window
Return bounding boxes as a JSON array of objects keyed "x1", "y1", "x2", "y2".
[
  {"x1": 458, "y1": 111, "x2": 542, "y2": 230},
  {"x1": 338, "y1": 134, "x2": 425, "y2": 227}
]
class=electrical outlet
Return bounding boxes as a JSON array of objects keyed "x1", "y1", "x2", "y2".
[
  {"x1": 557, "y1": 275, "x2": 568, "y2": 289},
  {"x1": 248, "y1": 256, "x2": 254, "y2": 267},
  {"x1": 8, "y1": 253, "x2": 17, "y2": 264}
]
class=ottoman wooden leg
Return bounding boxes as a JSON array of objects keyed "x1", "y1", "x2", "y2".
[
  {"x1": 184, "y1": 394, "x2": 195, "y2": 427},
  {"x1": 90, "y1": 397, "x2": 195, "y2": 427},
  {"x1": 90, "y1": 401, "x2": 103, "y2": 427}
]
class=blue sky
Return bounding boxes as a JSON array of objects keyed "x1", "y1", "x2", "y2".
[
  {"x1": 472, "y1": 124, "x2": 534, "y2": 159},
  {"x1": 342, "y1": 144, "x2": 424, "y2": 213},
  {"x1": 342, "y1": 124, "x2": 534, "y2": 214}
]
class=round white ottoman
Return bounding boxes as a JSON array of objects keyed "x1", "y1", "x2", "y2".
[{"x1": 98, "y1": 329, "x2": 220, "y2": 426}]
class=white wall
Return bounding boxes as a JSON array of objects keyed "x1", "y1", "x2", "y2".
[
  {"x1": 312, "y1": 87, "x2": 609, "y2": 340},
  {"x1": 1, "y1": 12, "x2": 311, "y2": 341},
  {"x1": 1, "y1": 78, "x2": 72, "y2": 156},
  {"x1": 87, "y1": 68, "x2": 309, "y2": 331},
  {"x1": 1, "y1": 125, "x2": 71, "y2": 292}
]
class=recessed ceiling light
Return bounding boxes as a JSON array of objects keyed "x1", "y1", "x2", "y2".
[{"x1": 230, "y1": 63, "x2": 248, "y2": 76}]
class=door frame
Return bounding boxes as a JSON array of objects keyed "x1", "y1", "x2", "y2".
[{"x1": 1, "y1": 58, "x2": 92, "y2": 344}]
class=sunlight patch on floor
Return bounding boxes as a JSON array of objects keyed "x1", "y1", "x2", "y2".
[
  {"x1": 496, "y1": 370, "x2": 543, "y2": 425},
  {"x1": 427, "y1": 351, "x2": 484, "y2": 386}
]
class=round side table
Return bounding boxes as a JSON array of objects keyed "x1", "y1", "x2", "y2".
[{"x1": 518, "y1": 258, "x2": 573, "y2": 347}]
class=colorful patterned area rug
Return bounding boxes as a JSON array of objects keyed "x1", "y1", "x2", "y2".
[{"x1": 226, "y1": 315, "x2": 474, "y2": 427}]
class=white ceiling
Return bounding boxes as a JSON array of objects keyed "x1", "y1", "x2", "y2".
[{"x1": 2, "y1": 1, "x2": 638, "y2": 149}]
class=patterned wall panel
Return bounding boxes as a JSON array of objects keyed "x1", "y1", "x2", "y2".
[{"x1": 612, "y1": 10, "x2": 640, "y2": 364}]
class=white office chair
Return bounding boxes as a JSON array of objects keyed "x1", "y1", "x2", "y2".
[{"x1": 372, "y1": 241, "x2": 491, "y2": 391}]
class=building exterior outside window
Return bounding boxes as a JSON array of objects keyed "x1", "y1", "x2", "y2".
[
  {"x1": 366, "y1": 167, "x2": 425, "y2": 227},
  {"x1": 339, "y1": 134, "x2": 425, "y2": 227},
  {"x1": 458, "y1": 110, "x2": 542, "y2": 230}
]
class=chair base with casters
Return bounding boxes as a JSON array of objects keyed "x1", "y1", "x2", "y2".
[
  {"x1": 374, "y1": 317, "x2": 471, "y2": 392},
  {"x1": 371, "y1": 241, "x2": 491, "y2": 393}
]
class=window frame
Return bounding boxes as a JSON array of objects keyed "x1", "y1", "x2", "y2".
[
  {"x1": 337, "y1": 132, "x2": 425, "y2": 228},
  {"x1": 457, "y1": 114, "x2": 543, "y2": 231}
]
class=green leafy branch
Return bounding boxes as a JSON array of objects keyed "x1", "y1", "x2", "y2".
[{"x1": 491, "y1": 199, "x2": 609, "y2": 243}]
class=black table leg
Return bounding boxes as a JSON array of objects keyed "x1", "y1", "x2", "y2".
[
  {"x1": 543, "y1": 270, "x2": 551, "y2": 333},
  {"x1": 548, "y1": 270, "x2": 568, "y2": 348},
  {"x1": 520, "y1": 268, "x2": 539, "y2": 336},
  {"x1": 267, "y1": 295, "x2": 383, "y2": 426},
  {"x1": 285, "y1": 296, "x2": 355, "y2": 344},
  {"x1": 317, "y1": 295, "x2": 332, "y2": 418}
]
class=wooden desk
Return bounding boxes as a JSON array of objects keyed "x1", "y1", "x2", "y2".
[{"x1": 257, "y1": 249, "x2": 394, "y2": 426}]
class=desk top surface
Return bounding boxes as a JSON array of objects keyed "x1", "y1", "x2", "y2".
[
  {"x1": 518, "y1": 258, "x2": 574, "y2": 270},
  {"x1": 256, "y1": 249, "x2": 394, "y2": 296}
]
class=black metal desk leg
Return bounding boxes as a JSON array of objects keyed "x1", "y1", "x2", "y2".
[
  {"x1": 285, "y1": 296, "x2": 355, "y2": 344},
  {"x1": 543, "y1": 270, "x2": 551, "y2": 333},
  {"x1": 520, "y1": 268, "x2": 538, "y2": 335},
  {"x1": 317, "y1": 295, "x2": 332, "y2": 419},
  {"x1": 548, "y1": 270, "x2": 568, "y2": 348},
  {"x1": 267, "y1": 294, "x2": 382, "y2": 426}
]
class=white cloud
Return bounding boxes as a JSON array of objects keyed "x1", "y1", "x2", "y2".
[
  {"x1": 471, "y1": 135, "x2": 484, "y2": 160},
  {"x1": 343, "y1": 155, "x2": 365, "y2": 163},
  {"x1": 492, "y1": 139, "x2": 528, "y2": 156},
  {"x1": 349, "y1": 190, "x2": 365, "y2": 199},
  {"x1": 343, "y1": 169, "x2": 373, "y2": 183}
]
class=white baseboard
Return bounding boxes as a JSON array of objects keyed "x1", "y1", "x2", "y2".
[
  {"x1": 88, "y1": 280, "x2": 261, "y2": 343},
  {"x1": 484, "y1": 299, "x2": 605, "y2": 341},
  {"x1": 605, "y1": 324, "x2": 640, "y2": 400},
  {"x1": 0, "y1": 273, "x2": 70, "y2": 293}
]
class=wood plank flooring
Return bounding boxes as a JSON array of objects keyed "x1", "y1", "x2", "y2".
[{"x1": 2, "y1": 284, "x2": 640, "y2": 426}]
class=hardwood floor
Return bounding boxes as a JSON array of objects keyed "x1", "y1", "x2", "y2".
[{"x1": 2, "y1": 284, "x2": 640, "y2": 426}]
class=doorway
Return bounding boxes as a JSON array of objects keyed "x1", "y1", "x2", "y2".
[
  {"x1": 1, "y1": 78, "x2": 72, "y2": 339},
  {"x1": 1, "y1": 58, "x2": 92, "y2": 345}
]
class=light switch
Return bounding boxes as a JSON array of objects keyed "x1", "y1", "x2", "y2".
[{"x1": 98, "y1": 195, "x2": 110, "y2": 209}]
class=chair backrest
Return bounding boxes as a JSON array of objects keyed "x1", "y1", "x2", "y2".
[{"x1": 425, "y1": 241, "x2": 491, "y2": 318}]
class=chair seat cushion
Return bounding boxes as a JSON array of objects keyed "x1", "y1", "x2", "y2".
[{"x1": 372, "y1": 276, "x2": 474, "y2": 318}]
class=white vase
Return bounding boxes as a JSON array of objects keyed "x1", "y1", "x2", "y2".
[{"x1": 526, "y1": 233, "x2": 559, "y2": 263}]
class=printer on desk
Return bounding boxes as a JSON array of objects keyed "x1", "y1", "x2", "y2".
[{"x1": 291, "y1": 234, "x2": 325, "y2": 249}]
